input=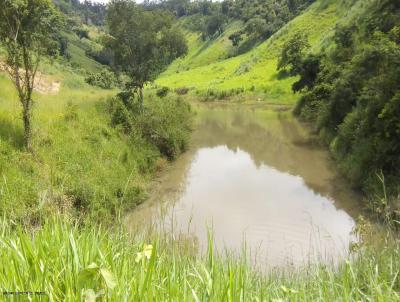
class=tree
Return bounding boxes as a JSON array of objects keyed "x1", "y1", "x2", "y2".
[
  {"x1": 244, "y1": 17, "x2": 268, "y2": 38},
  {"x1": 203, "y1": 14, "x2": 226, "y2": 40},
  {"x1": 0, "y1": 0, "x2": 61, "y2": 150},
  {"x1": 106, "y1": 0, "x2": 188, "y2": 109},
  {"x1": 229, "y1": 32, "x2": 243, "y2": 46},
  {"x1": 277, "y1": 32, "x2": 310, "y2": 76},
  {"x1": 292, "y1": 54, "x2": 321, "y2": 92}
]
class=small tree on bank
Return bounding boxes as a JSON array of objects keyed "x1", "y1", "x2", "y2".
[
  {"x1": 106, "y1": 0, "x2": 188, "y2": 109},
  {"x1": 277, "y1": 32, "x2": 310, "y2": 76},
  {"x1": 0, "y1": 0, "x2": 60, "y2": 150}
]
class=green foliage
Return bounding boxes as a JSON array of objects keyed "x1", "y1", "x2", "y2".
[
  {"x1": 0, "y1": 217, "x2": 399, "y2": 301},
  {"x1": 226, "y1": 0, "x2": 315, "y2": 49},
  {"x1": 198, "y1": 87, "x2": 244, "y2": 101},
  {"x1": 202, "y1": 14, "x2": 226, "y2": 40},
  {"x1": 0, "y1": 0, "x2": 62, "y2": 149},
  {"x1": 293, "y1": 0, "x2": 400, "y2": 213},
  {"x1": 110, "y1": 92, "x2": 193, "y2": 160},
  {"x1": 106, "y1": 0, "x2": 188, "y2": 99},
  {"x1": 73, "y1": 27, "x2": 89, "y2": 39},
  {"x1": 85, "y1": 69, "x2": 118, "y2": 89},
  {"x1": 277, "y1": 32, "x2": 310, "y2": 75},
  {"x1": 157, "y1": 0, "x2": 338, "y2": 102},
  {"x1": 55, "y1": 0, "x2": 106, "y2": 26},
  {"x1": 85, "y1": 45, "x2": 113, "y2": 66},
  {"x1": 156, "y1": 86, "x2": 170, "y2": 98},
  {"x1": 0, "y1": 64, "x2": 158, "y2": 222},
  {"x1": 228, "y1": 32, "x2": 243, "y2": 47}
]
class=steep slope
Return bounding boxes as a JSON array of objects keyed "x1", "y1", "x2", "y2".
[{"x1": 157, "y1": 0, "x2": 341, "y2": 104}]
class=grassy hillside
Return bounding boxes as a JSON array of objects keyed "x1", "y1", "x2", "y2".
[
  {"x1": 157, "y1": 0, "x2": 340, "y2": 104},
  {"x1": 65, "y1": 30, "x2": 104, "y2": 73},
  {"x1": 0, "y1": 62, "x2": 158, "y2": 223}
]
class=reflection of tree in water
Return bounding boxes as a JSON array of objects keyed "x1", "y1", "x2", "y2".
[{"x1": 193, "y1": 108, "x2": 361, "y2": 217}]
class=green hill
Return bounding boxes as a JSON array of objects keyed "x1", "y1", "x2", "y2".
[{"x1": 157, "y1": 0, "x2": 339, "y2": 104}]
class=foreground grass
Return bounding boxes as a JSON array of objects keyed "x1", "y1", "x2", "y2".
[{"x1": 0, "y1": 218, "x2": 399, "y2": 301}]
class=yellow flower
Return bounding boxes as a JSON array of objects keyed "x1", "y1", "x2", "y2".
[{"x1": 135, "y1": 244, "x2": 153, "y2": 263}]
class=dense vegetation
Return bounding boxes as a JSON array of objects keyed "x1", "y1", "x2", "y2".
[
  {"x1": 146, "y1": 0, "x2": 315, "y2": 54},
  {"x1": 0, "y1": 0, "x2": 191, "y2": 224},
  {"x1": 54, "y1": 0, "x2": 107, "y2": 26},
  {"x1": 284, "y1": 0, "x2": 400, "y2": 222},
  {"x1": 0, "y1": 0, "x2": 399, "y2": 301},
  {"x1": 1, "y1": 217, "x2": 399, "y2": 301}
]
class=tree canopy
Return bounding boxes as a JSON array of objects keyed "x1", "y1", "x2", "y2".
[
  {"x1": 0, "y1": 0, "x2": 61, "y2": 150},
  {"x1": 288, "y1": 0, "x2": 400, "y2": 209},
  {"x1": 106, "y1": 0, "x2": 188, "y2": 106}
]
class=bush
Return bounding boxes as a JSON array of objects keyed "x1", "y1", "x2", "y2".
[
  {"x1": 175, "y1": 87, "x2": 189, "y2": 95},
  {"x1": 199, "y1": 88, "x2": 244, "y2": 101},
  {"x1": 137, "y1": 97, "x2": 193, "y2": 159},
  {"x1": 156, "y1": 87, "x2": 170, "y2": 98},
  {"x1": 109, "y1": 93, "x2": 193, "y2": 160},
  {"x1": 85, "y1": 47, "x2": 113, "y2": 66},
  {"x1": 73, "y1": 28, "x2": 89, "y2": 39},
  {"x1": 85, "y1": 69, "x2": 118, "y2": 89}
]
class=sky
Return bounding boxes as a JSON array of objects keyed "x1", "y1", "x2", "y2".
[{"x1": 86, "y1": 0, "x2": 221, "y2": 3}]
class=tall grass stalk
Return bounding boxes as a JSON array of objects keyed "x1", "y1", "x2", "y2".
[{"x1": 0, "y1": 218, "x2": 398, "y2": 301}]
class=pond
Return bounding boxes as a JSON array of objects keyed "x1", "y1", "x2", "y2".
[{"x1": 126, "y1": 103, "x2": 362, "y2": 269}]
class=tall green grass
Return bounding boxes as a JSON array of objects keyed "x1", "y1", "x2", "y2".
[
  {"x1": 0, "y1": 218, "x2": 398, "y2": 301},
  {"x1": 0, "y1": 60, "x2": 186, "y2": 224}
]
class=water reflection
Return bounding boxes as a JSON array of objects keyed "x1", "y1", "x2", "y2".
[{"x1": 126, "y1": 104, "x2": 361, "y2": 268}]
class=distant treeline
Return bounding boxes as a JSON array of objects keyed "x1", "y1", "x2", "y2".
[
  {"x1": 53, "y1": 0, "x2": 107, "y2": 26},
  {"x1": 144, "y1": 0, "x2": 315, "y2": 48}
]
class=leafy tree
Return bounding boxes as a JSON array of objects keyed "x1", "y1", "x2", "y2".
[
  {"x1": 332, "y1": 25, "x2": 356, "y2": 62},
  {"x1": 106, "y1": 0, "x2": 188, "y2": 109},
  {"x1": 203, "y1": 14, "x2": 226, "y2": 39},
  {"x1": 229, "y1": 32, "x2": 244, "y2": 46},
  {"x1": 0, "y1": 0, "x2": 61, "y2": 150},
  {"x1": 292, "y1": 54, "x2": 321, "y2": 92},
  {"x1": 244, "y1": 17, "x2": 268, "y2": 38},
  {"x1": 293, "y1": 1, "x2": 400, "y2": 214},
  {"x1": 277, "y1": 33, "x2": 310, "y2": 76}
]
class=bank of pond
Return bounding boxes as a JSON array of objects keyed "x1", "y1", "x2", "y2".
[{"x1": 1, "y1": 103, "x2": 399, "y2": 301}]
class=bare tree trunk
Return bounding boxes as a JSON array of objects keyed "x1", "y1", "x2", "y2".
[
  {"x1": 139, "y1": 87, "x2": 144, "y2": 113},
  {"x1": 22, "y1": 99, "x2": 32, "y2": 151}
]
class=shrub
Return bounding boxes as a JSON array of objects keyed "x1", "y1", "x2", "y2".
[
  {"x1": 175, "y1": 87, "x2": 189, "y2": 95},
  {"x1": 156, "y1": 87, "x2": 170, "y2": 98},
  {"x1": 73, "y1": 27, "x2": 89, "y2": 39},
  {"x1": 199, "y1": 88, "x2": 244, "y2": 101},
  {"x1": 86, "y1": 47, "x2": 113, "y2": 66},
  {"x1": 85, "y1": 69, "x2": 118, "y2": 89},
  {"x1": 109, "y1": 93, "x2": 193, "y2": 160},
  {"x1": 138, "y1": 97, "x2": 193, "y2": 159}
]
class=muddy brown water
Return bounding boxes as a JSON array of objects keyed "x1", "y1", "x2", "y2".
[{"x1": 126, "y1": 103, "x2": 362, "y2": 269}]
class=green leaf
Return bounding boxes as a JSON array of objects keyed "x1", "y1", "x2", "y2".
[
  {"x1": 100, "y1": 268, "x2": 117, "y2": 289},
  {"x1": 79, "y1": 263, "x2": 100, "y2": 285}
]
